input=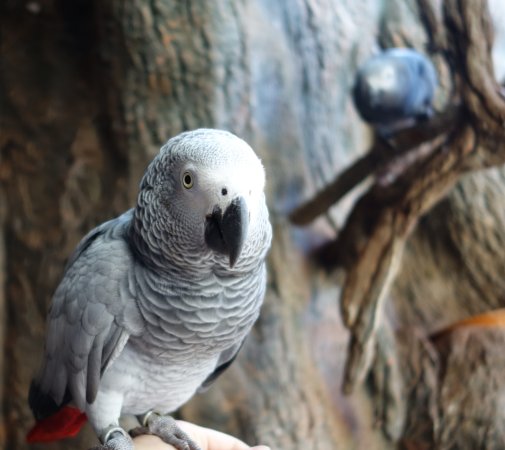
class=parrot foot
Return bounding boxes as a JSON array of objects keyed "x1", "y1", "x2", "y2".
[
  {"x1": 131, "y1": 411, "x2": 202, "y2": 450},
  {"x1": 89, "y1": 427, "x2": 134, "y2": 450}
]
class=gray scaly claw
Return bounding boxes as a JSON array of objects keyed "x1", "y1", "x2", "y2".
[
  {"x1": 89, "y1": 428, "x2": 134, "y2": 450},
  {"x1": 132, "y1": 412, "x2": 202, "y2": 450}
]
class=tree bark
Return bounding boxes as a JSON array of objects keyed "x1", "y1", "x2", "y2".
[{"x1": 1, "y1": 0, "x2": 504, "y2": 449}]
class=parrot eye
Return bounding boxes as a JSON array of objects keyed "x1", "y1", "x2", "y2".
[{"x1": 182, "y1": 172, "x2": 194, "y2": 189}]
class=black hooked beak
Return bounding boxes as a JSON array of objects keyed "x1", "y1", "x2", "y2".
[{"x1": 204, "y1": 196, "x2": 249, "y2": 268}]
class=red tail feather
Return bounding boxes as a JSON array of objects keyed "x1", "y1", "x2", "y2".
[{"x1": 26, "y1": 406, "x2": 87, "y2": 443}]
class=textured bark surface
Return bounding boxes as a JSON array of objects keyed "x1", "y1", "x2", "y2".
[
  {"x1": 1, "y1": 2, "x2": 131, "y2": 448},
  {"x1": 1, "y1": 0, "x2": 505, "y2": 449}
]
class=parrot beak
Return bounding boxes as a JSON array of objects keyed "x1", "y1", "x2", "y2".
[{"x1": 205, "y1": 196, "x2": 249, "y2": 268}]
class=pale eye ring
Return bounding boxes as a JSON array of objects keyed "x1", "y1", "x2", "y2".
[{"x1": 182, "y1": 171, "x2": 194, "y2": 189}]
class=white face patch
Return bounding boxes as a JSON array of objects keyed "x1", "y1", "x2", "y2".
[
  {"x1": 366, "y1": 64, "x2": 398, "y2": 95},
  {"x1": 165, "y1": 129, "x2": 266, "y2": 228},
  {"x1": 198, "y1": 159, "x2": 265, "y2": 222}
]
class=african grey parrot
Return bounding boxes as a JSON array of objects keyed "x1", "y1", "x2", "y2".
[
  {"x1": 352, "y1": 47, "x2": 438, "y2": 135},
  {"x1": 27, "y1": 129, "x2": 272, "y2": 450}
]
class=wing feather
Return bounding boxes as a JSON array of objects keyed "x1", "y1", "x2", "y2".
[
  {"x1": 198, "y1": 340, "x2": 244, "y2": 392},
  {"x1": 29, "y1": 211, "x2": 144, "y2": 418}
]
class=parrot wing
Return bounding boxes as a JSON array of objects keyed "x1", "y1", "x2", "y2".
[
  {"x1": 29, "y1": 211, "x2": 144, "y2": 419},
  {"x1": 197, "y1": 340, "x2": 245, "y2": 392}
]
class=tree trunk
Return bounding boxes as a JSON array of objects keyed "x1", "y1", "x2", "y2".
[{"x1": 1, "y1": 0, "x2": 504, "y2": 449}]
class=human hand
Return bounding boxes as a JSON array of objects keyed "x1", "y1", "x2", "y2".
[{"x1": 132, "y1": 420, "x2": 271, "y2": 450}]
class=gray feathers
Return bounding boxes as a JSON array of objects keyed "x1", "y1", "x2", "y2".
[
  {"x1": 198, "y1": 340, "x2": 244, "y2": 393},
  {"x1": 353, "y1": 48, "x2": 438, "y2": 134},
  {"x1": 35, "y1": 211, "x2": 142, "y2": 410},
  {"x1": 29, "y1": 129, "x2": 272, "y2": 434}
]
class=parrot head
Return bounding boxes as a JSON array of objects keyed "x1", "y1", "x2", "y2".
[
  {"x1": 133, "y1": 129, "x2": 268, "y2": 269},
  {"x1": 352, "y1": 48, "x2": 438, "y2": 129}
]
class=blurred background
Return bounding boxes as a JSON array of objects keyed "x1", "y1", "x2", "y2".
[{"x1": 1, "y1": 0, "x2": 505, "y2": 449}]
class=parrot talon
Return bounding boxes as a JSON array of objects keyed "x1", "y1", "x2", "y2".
[
  {"x1": 132, "y1": 412, "x2": 202, "y2": 450},
  {"x1": 128, "y1": 425, "x2": 148, "y2": 439},
  {"x1": 89, "y1": 426, "x2": 134, "y2": 450}
]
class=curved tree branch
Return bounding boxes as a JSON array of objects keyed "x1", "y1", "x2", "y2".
[
  {"x1": 340, "y1": 0, "x2": 505, "y2": 392},
  {"x1": 290, "y1": 0, "x2": 505, "y2": 395},
  {"x1": 289, "y1": 106, "x2": 461, "y2": 226}
]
